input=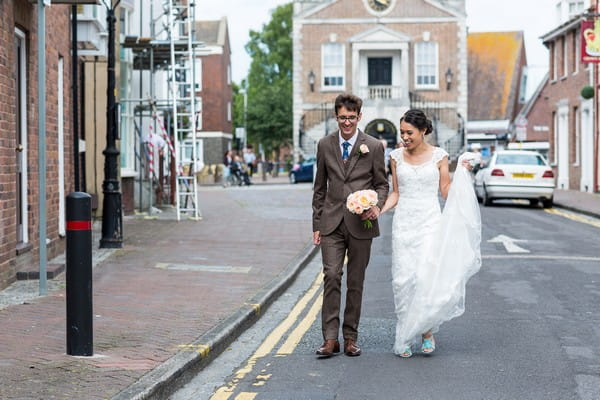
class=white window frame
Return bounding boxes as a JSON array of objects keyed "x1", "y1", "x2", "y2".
[
  {"x1": 562, "y1": 36, "x2": 568, "y2": 78},
  {"x1": 414, "y1": 41, "x2": 439, "y2": 90},
  {"x1": 321, "y1": 42, "x2": 345, "y2": 91},
  {"x1": 58, "y1": 56, "x2": 66, "y2": 237},
  {"x1": 227, "y1": 101, "x2": 232, "y2": 122},
  {"x1": 568, "y1": 0, "x2": 585, "y2": 18},
  {"x1": 552, "y1": 111, "x2": 558, "y2": 165},
  {"x1": 15, "y1": 27, "x2": 28, "y2": 244}
]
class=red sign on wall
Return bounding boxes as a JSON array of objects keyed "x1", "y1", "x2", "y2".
[{"x1": 581, "y1": 20, "x2": 600, "y2": 63}]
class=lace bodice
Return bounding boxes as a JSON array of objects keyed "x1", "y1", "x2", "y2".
[{"x1": 389, "y1": 147, "x2": 448, "y2": 203}]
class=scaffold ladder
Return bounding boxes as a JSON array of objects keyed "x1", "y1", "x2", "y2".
[{"x1": 167, "y1": 0, "x2": 201, "y2": 221}]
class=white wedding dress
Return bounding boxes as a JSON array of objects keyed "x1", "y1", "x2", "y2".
[{"x1": 390, "y1": 147, "x2": 482, "y2": 354}]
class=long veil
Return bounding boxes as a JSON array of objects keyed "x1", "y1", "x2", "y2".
[{"x1": 396, "y1": 152, "x2": 482, "y2": 345}]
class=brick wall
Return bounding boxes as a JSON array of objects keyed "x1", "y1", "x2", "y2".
[
  {"x1": 199, "y1": 41, "x2": 232, "y2": 133},
  {"x1": 543, "y1": 27, "x2": 590, "y2": 190},
  {"x1": 0, "y1": 0, "x2": 74, "y2": 289}
]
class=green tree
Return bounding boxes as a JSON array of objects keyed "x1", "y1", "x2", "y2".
[{"x1": 243, "y1": 2, "x2": 293, "y2": 154}]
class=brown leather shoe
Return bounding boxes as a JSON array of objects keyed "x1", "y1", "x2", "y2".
[
  {"x1": 316, "y1": 339, "x2": 340, "y2": 357},
  {"x1": 344, "y1": 339, "x2": 361, "y2": 356}
]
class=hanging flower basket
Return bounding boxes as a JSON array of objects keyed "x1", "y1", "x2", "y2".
[{"x1": 581, "y1": 85, "x2": 595, "y2": 99}]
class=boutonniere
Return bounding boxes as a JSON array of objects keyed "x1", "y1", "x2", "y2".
[{"x1": 357, "y1": 144, "x2": 369, "y2": 156}]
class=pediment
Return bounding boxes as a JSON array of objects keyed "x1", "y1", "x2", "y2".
[
  {"x1": 297, "y1": 0, "x2": 462, "y2": 20},
  {"x1": 349, "y1": 26, "x2": 410, "y2": 43}
]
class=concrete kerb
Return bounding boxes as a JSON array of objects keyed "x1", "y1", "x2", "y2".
[
  {"x1": 111, "y1": 241, "x2": 320, "y2": 400},
  {"x1": 554, "y1": 203, "x2": 600, "y2": 220}
]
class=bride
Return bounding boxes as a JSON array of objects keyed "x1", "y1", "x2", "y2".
[{"x1": 380, "y1": 109, "x2": 482, "y2": 357}]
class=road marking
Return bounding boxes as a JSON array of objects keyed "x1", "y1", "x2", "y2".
[
  {"x1": 155, "y1": 263, "x2": 252, "y2": 273},
  {"x1": 245, "y1": 303, "x2": 261, "y2": 315},
  {"x1": 545, "y1": 208, "x2": 600, "y2": 228},
  {"x1": 234, "y1": 393, "x2": 257, "y2": 400},
  {"x1": 176, "y1": 344, "x2": 210, "y2": 358},
  {"x1": 277, "y1": 291, "x2": 323, "y2": 356},
  {"x1": 483, "y1": 255, "x2": 600, "y2": 262},
  {"x1": 487, "y1": 234, "x2": 530, "y2": 253},
  {"x1": 210, "y1": 272, "x2": 324, "y2": 400}
]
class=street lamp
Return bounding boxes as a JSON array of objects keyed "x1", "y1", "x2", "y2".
[
  {"x1": 99, "y1": 0, "x2": 123, "y2": 248},
  {"x1": 445, "y1": 67, "x2": 453, "y2": 91},
  {"x1": 308, "y1": 70, "x2": 316, "y2": 92}
]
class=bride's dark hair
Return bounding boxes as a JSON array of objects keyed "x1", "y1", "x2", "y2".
[{"x1": 400, "y1": 109, "x2": 433, "y2": 135}]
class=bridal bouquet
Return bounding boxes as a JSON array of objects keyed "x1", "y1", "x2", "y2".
[{"x1": 346, "y1": 189, "x2": 378, "y2": 229}]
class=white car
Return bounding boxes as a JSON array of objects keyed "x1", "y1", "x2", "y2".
[{"x1": 474, "y1": 150, "x2": 555, "y2": 208}]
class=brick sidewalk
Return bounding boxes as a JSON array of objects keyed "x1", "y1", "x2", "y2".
[{"x1": 0, "y1": 184, "x2": 314, "y2": 400}]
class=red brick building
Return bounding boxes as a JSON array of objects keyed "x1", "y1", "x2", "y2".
[
  {"x1": 194, "y1": 17, "x2": 233, "y2": 166},
  {"x1": 293, "y1": 0, "x2": 468, "y2": 160},
  {"x1": 537, "y1": 13, "x2": 596, "y2": 192},
  {"x1": 0, "y1": 1, "x2": 74, "y2": 289}
]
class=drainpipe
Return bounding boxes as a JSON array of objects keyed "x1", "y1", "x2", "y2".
[
  {"x1": 72, "y1": 6, "x2": 80, "y2": 191},
  {"x1": 596, "y1": 1, "x2": 600, "y2": 192},
  {"x1": 38, "y1": 0, "x2": 47, "y2": 295},
  {"x1": 595, "y1": 63, "x2": 599, "y2": 192}
]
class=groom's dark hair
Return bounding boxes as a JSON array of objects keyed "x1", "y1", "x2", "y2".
[{"x1": 334, "y1": 93, "x2": 363, "y2": 115}]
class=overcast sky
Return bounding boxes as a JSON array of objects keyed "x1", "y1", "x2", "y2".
[{"x1": 196, "y1": 0, "x2": 558, "y2": 88}]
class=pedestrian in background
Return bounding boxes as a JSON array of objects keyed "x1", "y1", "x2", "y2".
[{"x1": 244, "y1": 146, "x2": 257, "y2": 177}]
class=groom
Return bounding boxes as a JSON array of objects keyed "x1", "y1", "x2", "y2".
[{"x1": 312, "y1": 93, "x2": 389, "y2": 357}]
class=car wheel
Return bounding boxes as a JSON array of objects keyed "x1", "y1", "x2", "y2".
[
  {"x1": 483, "y1": 186, "x2": 493, "y2": 206},
  {"x1": 542, "y1": 198, "x2": 553, "y2": 208},
  {"x1": 529, "y1": 199, "x2": 539, "y2": 206},
  {"x1": 289, "y1": 173, "x2": 296, "y2": 184}
]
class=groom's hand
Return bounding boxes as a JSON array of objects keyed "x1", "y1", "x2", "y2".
[
  {"x1": 313, "y1": 231, "x2": 321, "y2": 246},
  {"x1": 362, "y1": 205, "x2": 381, "y2": 221}
]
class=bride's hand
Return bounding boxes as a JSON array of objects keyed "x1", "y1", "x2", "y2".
[
  {"x1": 461, "y1": 159, "x2": 474, "y2": 171},
  {"x1": 362, "y1": 205, "x2": 381, "y2": 220}
]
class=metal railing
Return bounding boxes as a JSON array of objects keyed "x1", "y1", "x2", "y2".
[{"x1": 358, "y1": 85, "x2": 402, "y2": 100}]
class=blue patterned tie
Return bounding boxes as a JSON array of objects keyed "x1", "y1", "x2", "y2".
[{"x1": 342, "y1": 141, "x2": 351, "y2": 161}]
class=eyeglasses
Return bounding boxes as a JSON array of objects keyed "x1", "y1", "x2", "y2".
[{"x1": 336, "y1": 115, "x2": 358, "y2": 123}]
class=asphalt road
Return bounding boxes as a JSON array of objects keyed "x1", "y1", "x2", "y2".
[{"x1": 173, "y1": 198, "x2": 600, "y2": 400}]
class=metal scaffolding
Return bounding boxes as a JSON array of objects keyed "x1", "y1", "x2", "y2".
[{"x1": 121, "y1": 0, "x2": 202, "y2": 221}]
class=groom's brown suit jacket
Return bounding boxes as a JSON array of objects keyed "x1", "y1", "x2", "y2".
[{"x1": 312, "y1": 130, "x2": 389, "y2": 239}]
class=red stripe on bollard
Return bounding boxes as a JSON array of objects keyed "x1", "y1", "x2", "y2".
[{"x1": 67, "y1": 220, "x2": 91, "y2": 231}]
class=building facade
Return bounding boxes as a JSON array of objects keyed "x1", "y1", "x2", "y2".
[
  {"x1": 467, "y1": 31, "x2": 528, "y2": 159},
  {"x1": 0, "y1": 1, "x2": 74, "y2": 289},
  {"x1": 539, "y1": 0, "x2": 596, "y2": 192},
  {"x1": 293, "y1": 0, "x2": 468, "y2": 160},
  {"x1": 193, "y1": 18, "x2": 234, "y2": 167}
]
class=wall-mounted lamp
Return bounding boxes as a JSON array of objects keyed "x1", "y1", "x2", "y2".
[
  {"x1": 308, "y1": 70, "x2": 316, "y2": 92},
  {"x1": 445, "y1": 67, "x2": 453, "y2": 91}
]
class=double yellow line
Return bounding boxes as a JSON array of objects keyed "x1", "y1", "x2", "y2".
[
  {"x1": 210, "y1": 272, "x2": 324, "y2": 400},
  {"x1": 544, "y1": 208, "x2": 600, "y2": 228}
]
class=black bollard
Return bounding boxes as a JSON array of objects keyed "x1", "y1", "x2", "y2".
[{"x1": 66, "y1": 192, "x2": 93, "y2": 356}]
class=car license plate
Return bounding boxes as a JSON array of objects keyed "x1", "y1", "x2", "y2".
[{"x1": 512, "y1": 173, "x2": 534, "y2": 178}]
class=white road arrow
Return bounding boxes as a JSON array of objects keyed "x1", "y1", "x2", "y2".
[{"x1": 487, "y1": 234, "x2": 530, "y2": 253}]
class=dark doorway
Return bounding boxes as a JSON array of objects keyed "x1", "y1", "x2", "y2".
[
  {"x1": 365, "y1": 119, "x2": 397, "y2": 149},
  {"x1": 368, "y1": 57, "x2": 392, "y2": 86}
]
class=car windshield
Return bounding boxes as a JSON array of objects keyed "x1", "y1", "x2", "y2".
[{"x1": 495, "y1": 154, "x2": 546, "y2": 166}]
